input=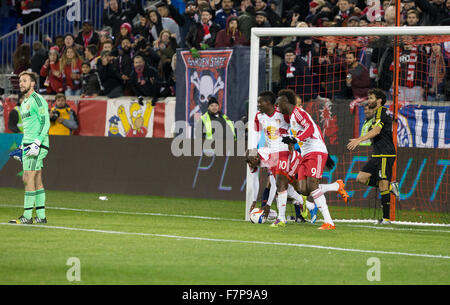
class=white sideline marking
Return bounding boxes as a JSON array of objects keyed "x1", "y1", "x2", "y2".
[
  {"x1": 1, "y1": 223, "x2": 449, "y2": 260},
  {"x1": 348, "y1": 225, "x2": 450, "y2": 234},
  {"x1": 0, "y1": 204, "x2": 243, "y2": 222},
  {"x1": 1, "y1": 204, "x2": 450, "y2": 231}
]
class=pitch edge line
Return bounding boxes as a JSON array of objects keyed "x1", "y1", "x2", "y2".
[
  {"x1": 0, "y1": 223, "x2": 449, "y2": 260},
  {"x1": 1, "y1": 204, "x2": 450, "y2": 229}
]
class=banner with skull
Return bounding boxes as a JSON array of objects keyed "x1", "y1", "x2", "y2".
[{"x1": 179, "y1": 49, "x2": 233, "y2": 126}]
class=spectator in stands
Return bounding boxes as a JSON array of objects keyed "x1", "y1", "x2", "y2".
[
  {"x1": 405, "y1": 9, "x2": 421, "y2": 26},
  {"x1": 103, "y1": 0, "x2": 140, "y2": 39},
  {"x1": 317, "y1": 40, "x2": 347, "y2": 99},
  {"x1": 238, "y1": 3, "x2": 256, "y2": 42},
  {"x1": 414, "y1": 0, "x2": 448, "y2": 26},
  {"x1": 84, "y1": 44, "x2": 99, "y2": 69},
  {"x1": 98, "y1": 31, "x2": 112, "y2": 54},
  {"x1": 114, "y1": 22, "x2": 134, "y2": 48},
  {"x1": 185, "y1": 8, "x2": 220, "y2": 49},
  {"x1": 254, "y1": 0, "x2": 281, "y2": 26},
  {"x1": 97, "y1": 50, "x2": 123, "y2": 98},
  {"x1": 117, "y1": 37, "x2": 134, "y2": 94},
  {"x1": 40, "y1": 46, "x2": 63, "y2": 94},
  {"x1": 17, "y1": 0, "x2": 41, "y2": 26},
  {"x1": 153, "y1": 30, "x2": 178, "y2": 92},
  {"x1": 81, "y1": 62, "x2": 102, "y2": 98},
  {"x1": 279, "y1": 47, "x2": 314, "y2": 101},
  {"x1": 129, "y1": 55, "x2": 166, "y2": 99},
  {"x1": 75, "y1": 19, "x2": 100, "y2": 49},
  {"x1": 60, "y1": 46, "x2": 83, "y2": 96},
  {"x1": 31, "y1": 41, "x2": 48, "y2": 90},
  {"x1": 254, "y1": 10, "x2": 273, "y2": 47},
  {"x1": 215, "y1": 16, "x2": 249, "y2": 48},
  {"x1": 62, "y1": 33, "x2": 79, "y2": 55},
  {"x1": 147, "y1": 6, "x2": 181, "y2": 45},
  {"x1": 101, "y1": 39, "x2": 115, "y2": 55},
  {"x1": 396, "y1": 42, "x2": 428, "y2": 101},
  {"x1": 8, "y1": 93, "x2": 24, "y2": 133},
  {"x1": 44, "y1": 34, "x2": 65, "y2": 55},
  {"x1": 155, "y1": 0, "x2": 185, "y2": 26},
  {"x1": 49, "y1": 93, "x2": 79, "y2": 136},
  {"x1": 215, "y1": 0, "x2": 238, "y2": 29},
  {"x1": 179, "y1": 1, "x2": 200, "y2": 48},
  {"x1": 426, "y1": 43, "x2": 447, "y2": 101},
  {"x1": 332, "y1": 0, "x2": 354, "y2": 26},
  {"x1": 133, "y1": 14, "x2": 151, "y2": 41},
  {"x1": 12, "y1": 42, "x2": 31, "y2": 75},
  {"x1": 345, "y1": 51, "x2": 371, "y2": 98}
]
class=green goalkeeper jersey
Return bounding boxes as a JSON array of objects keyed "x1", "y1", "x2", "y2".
[{"x1": 20, "y1": 91, "x2": 50, "y2": 148}]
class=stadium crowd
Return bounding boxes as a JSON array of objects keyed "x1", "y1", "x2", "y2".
[{"x1": 4, "y1": 0, "x2": 450, "y2": 103}]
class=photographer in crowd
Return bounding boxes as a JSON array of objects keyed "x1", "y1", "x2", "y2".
[{"x1": 48, "y1": 93, "x2": 79, "y2": 135}]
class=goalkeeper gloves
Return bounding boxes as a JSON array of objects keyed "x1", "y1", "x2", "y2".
[
  {"x1": 24, "y1": 140, "x2": 41, "y2": 157},
  {"x1": 9, "y1": 148, "x2": 23, "y2": 162}
]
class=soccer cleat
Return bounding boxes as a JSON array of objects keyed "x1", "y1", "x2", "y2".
[
  {"x1": 375, "y1": 218, "x2": 392, "y2": 225},
  {"x1": 270, "y1": 218, "x2": 287, "y2": 228},
  {"x1": 390, "y1": 181, "x2": 400, "y2": 197},
  {"x1": 336, "y1": 179, "x2": 349, "y2": 204},
  {"x1": 8, "y1": 215, "x2": 33, "y2": 224},
  {"x1": 34, "y1": 217, "x2": 47, "y2": 224},
  {"x1": 318, "y1": 223, "x2": 336, "y2": 230},
  {"x1": 310, "y1": 204, "x2": 318, "y2": 224}
]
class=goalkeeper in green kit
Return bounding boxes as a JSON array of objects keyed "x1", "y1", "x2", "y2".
[{"x1": 9, "y1": 71, "x2": 50, "y2": 224}]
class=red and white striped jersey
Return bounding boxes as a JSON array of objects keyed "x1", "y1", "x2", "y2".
[
  {"x1": 289, "y1": 106, "x2": 328, "y2": 156},
  {"x1": 252, "y1": 107, "x2": 290, "y2": 153}
]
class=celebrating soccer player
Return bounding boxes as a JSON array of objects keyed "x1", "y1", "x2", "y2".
[
  {"x1": 9, "y1": 71, "x2": 50, "y2": 224},
  {"x1": 276, "y1": 89, "x2": 339, "y2": 230},
  {"x1": 347, "y1": 88, "x2": 399, "y2": 224}
]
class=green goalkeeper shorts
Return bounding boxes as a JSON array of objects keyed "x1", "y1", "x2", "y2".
[{"x1": 22, "y1": 147, "x2": 48, "y2": 171}]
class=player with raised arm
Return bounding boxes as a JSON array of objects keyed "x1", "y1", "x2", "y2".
[
  {"x1": 347, "y1": 88, "x2": 399, "y2": 224},
  {"x1": 9, "y1": 71, "x2": 50, "y2": 224},
  {"x1": 277, "y1": 89, "x2": 339, "y2": 230}
]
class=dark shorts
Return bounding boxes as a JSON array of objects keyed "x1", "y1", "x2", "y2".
[{"x1": 361, "y1": 157, "x2": 396, "y2": 181}]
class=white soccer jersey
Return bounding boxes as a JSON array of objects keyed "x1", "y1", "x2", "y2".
[
  {"x1": 289, "y1": 106, "x2": 328, "y2": 156},
  {"x1": 251, "y1": 108, "x2": 290, "y2": 153}
]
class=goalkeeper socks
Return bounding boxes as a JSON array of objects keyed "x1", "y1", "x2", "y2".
[
  {"x1": 35, "y1": 188, "x2": 46, "y2": 219},
  {"x1": 311, "y1": 188, "x2": 334, "y2": 226},
  {"x1": 381, "y1": 190, "x2": 390, "y2": 220},
  {"x1": 23, "y1": 191, "x2": 35, "y2": 219},
  {"x1": 261, "y1": 187, "x2": 270, "y2": 208}
]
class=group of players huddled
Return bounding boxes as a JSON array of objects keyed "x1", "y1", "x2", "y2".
[{"x1": 246, "y1": 88, "x2": 399, "y2": 229}]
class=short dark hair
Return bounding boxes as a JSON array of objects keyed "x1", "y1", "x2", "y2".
[
  {"x1": 277, "y1": 89, "x2": 297, "y2": 105},
  {"x1": 367, "y1": 88, "x2": 387, "y2": 105},
  {"x1": 86, "y1": 44, "x2": 97, "y2": 56},
  {"x1": 258, "y1": 91, "x2": 276, "y2": 105}
]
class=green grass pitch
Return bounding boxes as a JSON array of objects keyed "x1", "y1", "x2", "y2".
[{"x1": 0, "y1": 187, "x2": 449, "y2": 285}]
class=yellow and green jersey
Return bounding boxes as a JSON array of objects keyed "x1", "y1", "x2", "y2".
[{"x1": 20, "y1": 91, "x2": 50, "y2": 148}]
